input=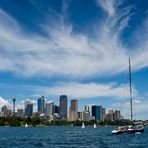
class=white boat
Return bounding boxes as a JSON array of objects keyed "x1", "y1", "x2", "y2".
[
  {"x1": 112, "y1": 59, "x2": 144, "y2": 134},
  {"x1": 126, "y1": 123, "x2": 144, "y2": 134},
  {"x1": 25, "y1": 123, "x2": 28, "y2": 128},
  {"x1": 112, "y1": 126, "x2": 128, "y2": 134},
  {"x1": 94, "y1": 123, "x2": 97, "y2": 128},
  {"x1": 82, "y1": 122, "x2": 85, "y2": 128}
]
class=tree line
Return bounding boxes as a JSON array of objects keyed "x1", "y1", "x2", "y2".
[{"x1": 0, "y1": 116, "x2": 132, "y2": 127}]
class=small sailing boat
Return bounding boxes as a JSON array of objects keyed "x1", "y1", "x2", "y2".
[
  {"x1": 82, "y1": 122, "x2": 85, "y2": 128},
  {"x1": 94, "y1": 123, "x2": 97, "y2": 128},
  {"x1": 112, "y1": 58, "x2": 144, "y2": 134},
  {"x1": 25, "y1": 123, "x2": 28, "y2": 128}
]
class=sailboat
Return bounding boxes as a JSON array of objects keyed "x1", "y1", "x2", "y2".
[
  {"x1": 94, "y1": 123, "x2": 97, "y2": 128},
  {"x1": 82, "y1": 122, "x2": 85, "y2": 128},
  {"x1": 112, "y1": 58, "x2": 144, "y2": 134},
  {"x1": 25, "y1": 123, "x2": 28, "y2": 128}
]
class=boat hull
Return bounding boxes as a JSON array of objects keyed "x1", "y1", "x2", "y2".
[
  {"x1": 112, "y1": 130, "x2": 126, "y2": 135},
  {"x1": 126, "y1": 129, "x2": 144, "y2": 134}
]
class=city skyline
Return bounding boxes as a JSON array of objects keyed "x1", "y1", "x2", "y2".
[
  {"x1": 0, "y1": 95, "x2": 122, "y2": 122},
  {"x1": 0, "y1": 0, "x2": 148, "y2": 120}
]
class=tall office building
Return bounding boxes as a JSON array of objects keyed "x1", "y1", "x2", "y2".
[
  {"x1": 45, "y1": 101, "x2": 54, "y2": 116},
  {"x1": 84, "y1": 104, "x2": 95, "y2": 120},
  {"x1": 17, "y1": 109, "x2": 24, "y2": 117},
  {"x1": 38, "y1": 96, "x2": 45, "y2": 113},
  {"x1": 85, "y1": 104, "x2": 92, "y2": 116},
  {"x1": 70, "y1": 99, "x2": 78, "y2": 112},
  {"x1": 92, "y1": 105, "x2": 102, "y2": 121},
  {"x1": 54, "y1": 105, "x2": 59, "y2": 114},
  {"x1": 12, "y1": 97, "x2": 16, "y2": 115},
  {"x1": 113, "y1": 110, "x2": 120, "y2": 120},
  {"x1": 25, "y1": 100, "x2": 33, "y2": 117},
  {"x1": 102, "y1": 108, "x2": 106, "y2": 121},
  {"x1": 108, "y1": 109, "x2": 114, "y2": 121},
  {"x1": 69, "y1": 99, "x2": 78, "y2": 121},
  {"x1": 59, "y1": 95, "x2": 68, "y2": 119}
]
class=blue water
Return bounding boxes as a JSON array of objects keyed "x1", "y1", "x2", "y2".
[{"x1": 0, "y1": 126, "x2": 148, "y2": 148}]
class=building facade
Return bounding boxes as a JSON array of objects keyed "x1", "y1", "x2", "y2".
[
  {"x1": 59, "y1": 95, "x2": 68, "y2": 119},
  {"x1": 69, "y1": 99, "x2": 78, "y2": 121},
  {"x1": 113, "y1": 110, "x2": 121, "y2": 120},
  {"x1": 25, "y1": 100, "x2": 33, "y2": 117},
  {"x1": 45, "y1": 101, "x2": 54, "y2": 116},
  {"x1": 92, "y1": 105, "x2": 102, "y2": 121},
  {"x1": 17, "y1": 109, "x2": 24, "y2": 117},
  {"x1": 38, "y1": 96, "x2": 45, "y2": 113}
]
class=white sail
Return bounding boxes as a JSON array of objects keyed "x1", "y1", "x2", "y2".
[
  {"x1": 82, "y1": 122, "x2": 85, "y2": 128},
  {"x1": 25, "y1": 123, "x2": 28, "y2": 128},
  {"x1": 94, "y1": 123, "x2": 97, "y2": 128}
]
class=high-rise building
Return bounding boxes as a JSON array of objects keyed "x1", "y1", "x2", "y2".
[
  {"x1": 78, "y1": 111, "x2": 89, "y2": 121},
  {"x1": 92, "y1": 105, "x2": 102, "y2": 121},
  {"x1": 102, "y1": 108, "x2": 106, "y2": 121},
  {"x1": 84, "y1": 104, "x2": 95, "y2": 120},
  {"x1": 70, "y1": 99, "x2": 78, "y2": 112},
  {"x1": 12, "y1": 97, "x2": 16, "y2": 115},
  {"x1": 17, "y1": 109, "x2": 24, "y2": 117},
  {"x1": 85, "y1": 104, "x2": 92, "y2": 116},
  {"x1": 59, "y1": 95, "x2": 68, "y2": 119},
  {"x1": 38, "y1": 96, "x2": 45, "y2": 113},
  {"x1": 113, "y1": 110, "x2": 120, "y2": 120},
  {"x1": 54, "y1": 105, "x2": 59, "y2": 114},
  {"x1": 25, "y1": 100, "x2": 33, "y2": 117},
  {"x1": 108, "y1": 109, "x2": 114, "y2": 121},
  {"x1": 45, "y1": 101, "x2": 54, "y2": 116},
  {"x1": 69, "y1": 99, "x2": 78, "y2": 121}
]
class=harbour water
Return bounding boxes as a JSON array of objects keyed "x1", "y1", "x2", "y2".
[{"x1": 0, "y1": 126, "x2": 148, "y2": 148}]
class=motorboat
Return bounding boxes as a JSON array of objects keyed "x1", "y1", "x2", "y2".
[
  {"x1": 126, "y1": 124, "x2": 144, "y2": 134},
  {"x1": 112, "y1": 126, "x2": 128, "y2": 134}
]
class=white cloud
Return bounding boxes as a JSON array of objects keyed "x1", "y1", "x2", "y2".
[
  {"x1": 0, "y1": 96, "x2": 9, "y2": 106},
  {"x1": 33, "y1": 81, "x2": 137, "y2": 99},
  {"x1": 96, "y1": 0, "x2": 116, "y2": 17},
  {"x1": 0, "y1": 2, "x2": 147, "y2": 80},
  {"x1": 112, "y1": 99, "x2": 148, "y2": 120},
  {"x1": 0, "y1": 96, "x2": 11, "y2": 110}
]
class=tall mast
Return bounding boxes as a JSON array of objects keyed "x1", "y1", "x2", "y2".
[{"x1": 129, "y1": 58, "x2": 133, "y2": 121}]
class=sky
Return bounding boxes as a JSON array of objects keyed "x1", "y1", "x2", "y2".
[{"x1": 0, "y1": 0, "x2": 148, "y2": 119}]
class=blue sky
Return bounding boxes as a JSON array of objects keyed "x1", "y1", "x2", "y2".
[{"x1": 0, "y1": 0, "x2": 148, "y2": 119}]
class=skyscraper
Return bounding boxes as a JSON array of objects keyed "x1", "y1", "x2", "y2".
[
  {"x1": 113, "y1": 110, "x2": 120, "y2": 120},
  {"x1": 45, "y1": 101, "x2": 54, "y2": 116},
  {"x1": 25, "y1": 100, "x2": 33, "y2": 117},
  {"x1": 69, "y1": 99, "x2": 78, "y2": 121},
  {"x1": 54, "y1": 105, "x2": 59, "y2": 114},
  {"x1": 92, "y1": 105, "x2": 102, "y2": 121},
  {"x1": 38, "y1": 96, "x2": 45, "y2": 113},
  {"x1": 108, "y1": 109, "x2": 114, "y2": 121},
  {"x1": 12, "y1": 97, "x2": 16, "y2": 115},
  {"x1": 17, "y1": 109, "x2": 24, "y2": 117},
  {"x1": 84, "y1": 104, "x2": 95, "y2": 120},
  {"x1": 59, "y1": 95, "x2": 68, "y2": 119},
  {"x1": 102, "y1": 108, "x2": 106, "y2": 121}
]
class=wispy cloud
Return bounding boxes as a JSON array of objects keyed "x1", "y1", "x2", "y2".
[
  {"x1": 0, "y1": 81, "x2": 136, "y2": 100},
  {"x1": 37, "y1": 82, "x2": 131, "y2": 99},
  {"x1": 0, "y1": 1, "x2": 147, "y2": 80},
  {"x1": 112, "y1": 99, "x2": 148, "y2": 120},
  {"x1": 96, "y1": 0, "x2": 117, "y2": 17}
]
